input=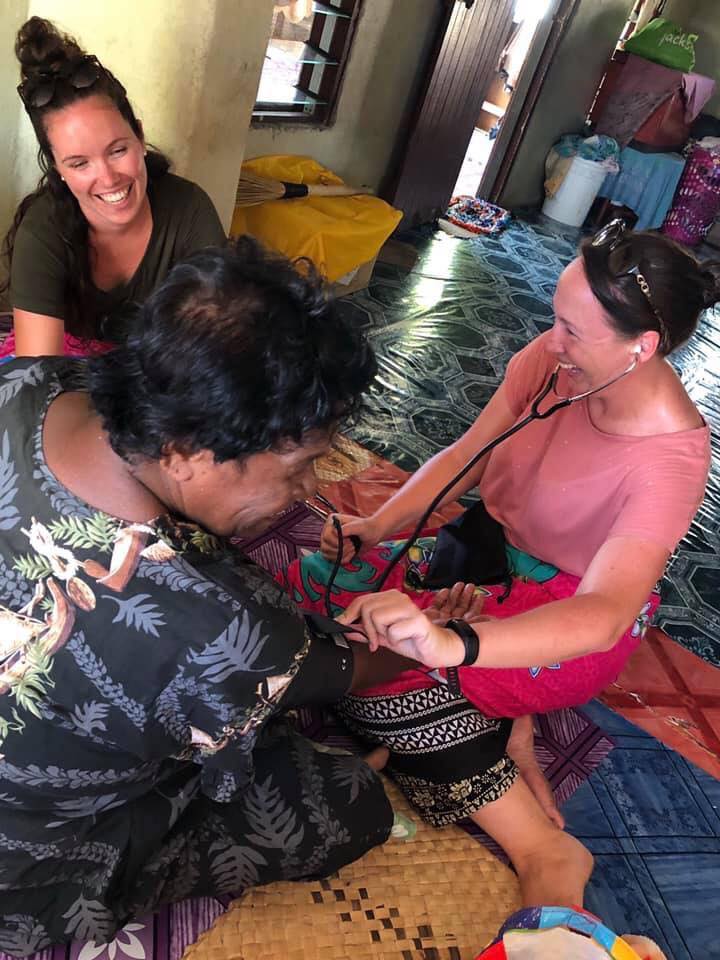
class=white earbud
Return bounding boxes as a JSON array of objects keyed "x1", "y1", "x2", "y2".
[{"x1": 622, "y1": 345, "x2": 642, "y2": 375}]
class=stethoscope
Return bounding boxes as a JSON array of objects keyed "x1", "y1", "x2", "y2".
[{"x1": 318, "y1": 352, "x2": 640, "y2": 615}]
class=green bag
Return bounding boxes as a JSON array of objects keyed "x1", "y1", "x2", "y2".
[{"x1": 624, "y1": 18, "x2": 698, "y2": 72}]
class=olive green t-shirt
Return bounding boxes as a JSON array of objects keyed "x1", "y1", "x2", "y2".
[{"x1": 10, "y1": 172, "x2": 226, "y2": 341}]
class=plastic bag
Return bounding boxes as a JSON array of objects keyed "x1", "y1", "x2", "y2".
[
  {"x1": 624, "y1": 18, "x2": 698, "y2": 72},
  {"x1": 544, "y1": 135, "x2": 619, "y2": 198}
]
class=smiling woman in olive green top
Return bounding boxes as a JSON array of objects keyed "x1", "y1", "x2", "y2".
[{"x1": 1, "y1": 16, "x2": 225, "y2": 359}]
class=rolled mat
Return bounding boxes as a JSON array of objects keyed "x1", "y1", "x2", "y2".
[
  {"x1": 314, "y1": 435, "x2": 378, "y2": 484},
  {"x1": 183, "y1": 778, "x2": 520, "y2": 960}
]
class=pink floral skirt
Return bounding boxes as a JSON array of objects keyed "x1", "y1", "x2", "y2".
[
  {"x1": 283, "y1": 536, "x2": 659, "y2": 719},
  {"x1": 0, "y1": 330, "x2": 113, "y2": 359}
]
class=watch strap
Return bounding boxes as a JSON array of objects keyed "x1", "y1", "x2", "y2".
[{"x1": 446, "y1": 618, "x2": 480, "y2": 667}]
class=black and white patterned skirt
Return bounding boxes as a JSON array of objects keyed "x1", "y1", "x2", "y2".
[{"x1": 337, "y1": 682, "x2": 518, "y2": 827}]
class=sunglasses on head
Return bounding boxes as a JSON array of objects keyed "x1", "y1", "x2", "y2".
[
  {"x1": 591, "y1": 219, "x2": 668, "y2": 349},
  {"x1": 17, "y1": 55, "x2": 104, "y2": 110}
]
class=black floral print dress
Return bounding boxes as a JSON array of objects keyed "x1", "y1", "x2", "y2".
[{"x1": 0, "y1": 358, "x2": 392, "y2": 957}]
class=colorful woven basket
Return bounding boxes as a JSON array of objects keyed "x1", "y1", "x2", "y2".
[{"x1": 663, "y1": 144, "x2": 720, "y2": 246}]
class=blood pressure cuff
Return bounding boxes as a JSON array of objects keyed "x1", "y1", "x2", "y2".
[
  {"x1": 282, "y1": 613, "x2": 356, "y2": 708},
  {"x1": 423, "y1": 500, "x2": 509, "y2": 590}
]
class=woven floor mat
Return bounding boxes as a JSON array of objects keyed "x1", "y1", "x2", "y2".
[{"x1": 184, "y1": 779, "x2": 520, "y2": 960}]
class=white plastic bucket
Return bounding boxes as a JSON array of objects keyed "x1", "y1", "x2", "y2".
[{"x1": 542, "y1": 156, "x2": 609, "y2": 227}]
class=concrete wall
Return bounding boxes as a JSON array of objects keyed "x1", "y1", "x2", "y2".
[
  {"x1": 245, "y1": 0, "x2": 442, "y2": 192},
  {"x1": 638, "y1": 0, "x2": 697, "y2": 29},
  {"x1": 498, "y1": 0, "x2": 633, "y2": 210},
  {"x1": 4, "y1": 0, "x2": 274, "y2": 234},
  {"x1": 0, "y1": 0, "x2": 30, "y2": 285}
]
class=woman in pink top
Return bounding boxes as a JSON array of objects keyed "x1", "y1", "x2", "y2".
[{"x1": 286, "y1": 222, "x2": 716, "y2": 908}]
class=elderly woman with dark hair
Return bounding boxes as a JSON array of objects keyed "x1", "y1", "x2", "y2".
[{"x1": 0, "y1": 237, "x2": 408, "y2": 955}]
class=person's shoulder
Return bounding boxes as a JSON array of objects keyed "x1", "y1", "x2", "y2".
[
  {"x1": 16, "y1": 189, "x2": 61, "y2": 238},
  {"x1": 0, "y1": 357, "x2": 78, "y2": 424},
  {"x1": 150, "y1": 172, "x2": 225, "y2": 250},
  {"x1": 505, "y1": 332, "x2": 556, "y2": 389},
  {"x1": 634, "y1": 367, "x2": 710, "y2": 455},
  {"x1": 515, "y1": 331, "x2": 555, "y2": 364},
  {"x1": 0, "y1": 355, "x2": 51, "y2": 384},
  {"x1": 665, "y1": 366, "x2": 707, "y2": 433},
  {"x1": 1, "y1": 355, "x2": 85, "y2": 383},
  {"x1": 624, "y1": 394, "x2": 710, "y2": 489},
  {"x1": 10, "y1": 192, "x2": 69, "y2": 313},
  {"x1": 652, "y1": 414, "x2": 710, "y2": 461},
  {"x1": 151, "y1": 172, "x2": 213, "y2": 209}
]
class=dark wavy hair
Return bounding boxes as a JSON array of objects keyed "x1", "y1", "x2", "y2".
[
  {"x1": 581, "y1": 229, "x2": 720, "y2": 355},
  {"x1": 88, "y1": 237, "x2": 378, "y2": 463},
  {"x1": 0, "y1": 17, "x2": 170, "y2": 338}
]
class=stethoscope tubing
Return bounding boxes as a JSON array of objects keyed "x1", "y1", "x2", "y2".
[
  {"x1": 319, "y1": 354, "x2": 640, "y2": 611},
  {"x1": 370, "y1": 355, "x2": 639, "y2": 592}
]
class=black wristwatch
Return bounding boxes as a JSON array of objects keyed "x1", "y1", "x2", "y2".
[
  {"x1": 444, "y1": 619, "x2": 480, "y2": 696},
  {"x1": 446, "y1": 618, "x2": 480, "y2": 666}
]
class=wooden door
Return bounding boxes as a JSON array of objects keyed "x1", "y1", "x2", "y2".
[{"x1": 384, "y1": 0, "x2": 516, "y2": 227}]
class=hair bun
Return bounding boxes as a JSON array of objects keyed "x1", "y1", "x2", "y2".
[
  {"x1": 700, "y1": 261, "x2": 720, "y2": 309},
  {"x1": 15, "y1": 16, "x2": 85, "y2": 80}
]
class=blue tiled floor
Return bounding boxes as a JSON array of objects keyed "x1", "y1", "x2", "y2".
[{"x1": 569, "y1": 702, "x2": 720, "y2": 959}]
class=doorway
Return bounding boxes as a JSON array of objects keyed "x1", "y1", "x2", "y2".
[
  {"x1": 382, "y1": 0, "x2": 516, "y2": 227},
  {"x1": 453, "y1": 0, "x2": 554, "y2": 199},
  {"x1": 383, "y1": 0, "x2": 572, "y2": 227}
]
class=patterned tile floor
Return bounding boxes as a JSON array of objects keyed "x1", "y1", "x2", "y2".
[{"x1": 333, "y1": 217, "x2": 720, "y2": 958}]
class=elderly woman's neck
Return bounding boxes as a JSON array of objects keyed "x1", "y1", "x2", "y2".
[
  {"x1": 125, "y1": 458, "x2": 184, "y2": 519},
  {"x1": 43, "y1": 391, "x2": 167, "y2": 523}
]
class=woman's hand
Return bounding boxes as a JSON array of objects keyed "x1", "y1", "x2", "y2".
[
  {"x1": 319, "y1": 513, "x2": 383, "y2": 563},
  {"x1": 425, "y1": 581, "x2": 490, "y2": 626},
  {"x1": 337, "y1": 590, "x2": 466, "y2": 669}
]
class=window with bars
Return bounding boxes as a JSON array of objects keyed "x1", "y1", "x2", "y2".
[{"x1": 253, "y1": 0, "x2": 362, "y2": 124}]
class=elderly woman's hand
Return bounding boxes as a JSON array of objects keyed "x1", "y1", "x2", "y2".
[
  {"x1": 337, "y1": 589, "x2": 467, "y2": 669},
  {"x1": 425, "y1": 581, "x2": 491, "y2": 626},
  {"x1": 319, "y1": 513, "x2": 382, "y2": 563}
]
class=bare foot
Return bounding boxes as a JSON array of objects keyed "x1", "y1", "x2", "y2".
[
  {"x1": 507, "y1": 715, "x2": 565, "y2": 829},
  {"x1": 514, "y1": 829, "x2": 594, "y2": 908},
  {"x1": 469, "y1": 776, "x2": 591, "y2": 909},
  {"x1": 364, "y1": 745, "x2": 390, "y2": 772}
]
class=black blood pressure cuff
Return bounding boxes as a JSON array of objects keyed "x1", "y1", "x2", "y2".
[{"x1": 281, "y1": 613, "x2": 357, "y2": 708}]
